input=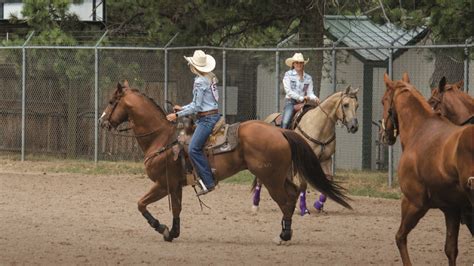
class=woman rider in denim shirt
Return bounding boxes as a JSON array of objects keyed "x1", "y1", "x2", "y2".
[
  {"x1": 166, "y1": 50, "x2": 220, "y2": 196},
  {"x1": 281, "y1": 53, "x2": 320, "y2": 129}
]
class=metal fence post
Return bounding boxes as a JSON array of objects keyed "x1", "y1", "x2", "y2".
[
  {"x1": 222, "y1": 49, "x2": 227, "y2": 117},
  {"x1": 388, "y1": 48, "x2": 394, "y2": 187},
  {"x1": 275, "y1": 50, "x2": 280, "y2": 112},
  {"x1": 331, "y1": 46, "x2": 337, "y2": 176},
  {"x1": 21, "y1": 31, "x2": 34, "y2": 162},
  {"x1": 164, "y1": 33, "x2": 179, "y2": 106},
  {"x1": 94, "y1": 31, "x2": 108, "y2": 163},
  {"x1": 464, "y1": 38, "x2": 471, "y2": 93}
]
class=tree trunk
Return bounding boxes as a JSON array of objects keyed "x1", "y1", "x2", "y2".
[
  {"x1": 299, "y1": 1, "x2": 325, "y2": 96},
  {"x1": 430, "y1": 51, "x2": 465, "y2": 88}
]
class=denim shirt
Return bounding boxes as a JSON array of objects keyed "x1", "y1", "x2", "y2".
[
  {"x1": 177, "y1": 76, "x2": 219, "y2": 117},
  {"x1": 282, "y1": 69, "x2": 318, "y2": 102}
]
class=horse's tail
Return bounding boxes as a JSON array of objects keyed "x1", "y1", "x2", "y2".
[{"x1": 281, "y1": 130, "x2": 352, "y2": 210}]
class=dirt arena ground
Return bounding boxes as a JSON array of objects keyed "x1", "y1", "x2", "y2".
[{"x1": 0, "y1": 166, "x2": 472, "y2": 265}]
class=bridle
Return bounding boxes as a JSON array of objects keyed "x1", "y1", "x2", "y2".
[
  {"x1": 296, "y1": 92, "x2": 357, "y2": 152},
  {"x1": 318, "y1": 92, "x2": 356, "y2": 127},
  {"x1": 102, "y1": 88, "x2": 168, "y2": 138},
  {"x1": 381, "y1": 92, "x2": 399, "y2": 139}
]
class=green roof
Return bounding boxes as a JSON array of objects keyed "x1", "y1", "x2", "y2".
[{"x1": 324, "y1": 15, "x2": 427, "y2": 61}]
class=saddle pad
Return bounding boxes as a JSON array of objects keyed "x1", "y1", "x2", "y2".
[{"x1": 206, "y1": 122, "x2": 240, "y2": 155}]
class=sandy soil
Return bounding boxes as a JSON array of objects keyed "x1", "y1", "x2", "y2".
[{"x1": 0, "y1": 167, "x2": 472, "y2": 265}]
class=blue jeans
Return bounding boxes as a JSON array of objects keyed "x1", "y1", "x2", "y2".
[
  {"x1": 189, "y1": 113, "x2": 221, "y2": 188},
  {"x1": 281, "y1": 99, "x2": 297, "y2": 129}
]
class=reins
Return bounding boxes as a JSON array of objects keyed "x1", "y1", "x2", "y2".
[{"x1": 295, "y1": 92, "x2": 352, "y2": 151}]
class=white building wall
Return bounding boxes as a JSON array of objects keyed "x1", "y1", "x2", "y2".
[
  {"x1": 3, "y1": 1, "x2": 104, "y2": 21},
  {"x1": 322, "y1": 51, "x2": 364, "y2": 170}
]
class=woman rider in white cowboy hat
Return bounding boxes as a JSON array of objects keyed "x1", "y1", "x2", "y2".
[
  {"x1": 280, "y1": 52, "x2": 320, "y2": 129},
  {"x1": 166, "y1": 50, "x2": 220, "y2": 196}
]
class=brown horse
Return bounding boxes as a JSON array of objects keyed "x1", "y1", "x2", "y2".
[
  {"x1": 381, "y1": 73, "x2": 473, "y2": 266},
  {"x1": 427, "y1": 77, "x2": 474, "y2": 125},
  {"x1": 99, "y1": 82, "x2": 351, "y2": 244}
]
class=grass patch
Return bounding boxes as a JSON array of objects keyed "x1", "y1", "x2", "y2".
[
  {"x1": 45, "y1": 161, "x2": 145, "y2": 176},
  {"x1": 223, "y1": 169, "x2": 401, "y2": 199},
  {"x1": 336, "y1": 169, "x2": 401, "y2": 199},
  {"x1": 0, "y1": 154, "x2": 401, "y2": 199},
  {"x1": 222, "y1": 170, "x2": 255, "y2": 184}
]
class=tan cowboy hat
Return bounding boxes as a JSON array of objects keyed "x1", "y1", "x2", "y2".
[
  {"x1": 184, "y1": 50, "x2": 216, "y2": 73},
  {"x1": 285, "y1": 53, "x2": 309, "y2": 67}
]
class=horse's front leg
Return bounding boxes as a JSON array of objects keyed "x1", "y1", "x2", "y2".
[
  {"x1": 396, "y1": 196, "x2": 428, "y2": 266},
  {"x1": 252, "y1": 178, "x2": 262, "y2": 213},
  {"x1": 297, "y1": 175, "x2": 310, "y2": 216},
  {"x1": 441, "y1": 208, "x2": 461, "y2": 266},
  {"x1": 166, "y1": 185, "x2": 183, "y2": 242},
  {"x1": 138, "y1": 182, "x2": 170, "y2": 241}
]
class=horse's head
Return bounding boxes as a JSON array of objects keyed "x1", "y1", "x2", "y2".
[
  {"x1": 338, "y1": 85, "x2": 360, "y2": 133},
  {"x1": 99, "y1": 81, "x2": 130, "y2": 130},
  {"x1": 381, "y1": 73, "x2": 400, "y2": 145},
  {"x1": 428, "y1": 77, "x2": 472, "y2": 125}
]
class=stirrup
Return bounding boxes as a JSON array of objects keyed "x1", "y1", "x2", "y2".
[
  {"x1": 196, "y1": 179, "x2": 215, "y2": 196},
  {"x1": 196, "y1": 186, "x2": 214, "y2": 196}
]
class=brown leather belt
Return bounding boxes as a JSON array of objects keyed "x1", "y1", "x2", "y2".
[{"x1": 197, "y1": 109, "x2": 218, "y2": 118}]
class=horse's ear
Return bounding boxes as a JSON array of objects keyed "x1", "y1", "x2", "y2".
[
  {"x1": 352, "y1": 87, "x2": 360, "y2": 95},
  {"x1": 123, "y1": 79, "x2": 130, "y2": 88},
  {"x1": 383, "y1": 73, "x2": 393, "y2": 89},
  {"x1": 344, "y1": 85, "x2": 351, "y2": 94},
  {"x1": 402, "y1": 72, "x2": 410, "y2": 83},
  {"x1": 455, "y1": 80, "x2": 464, "y2": 91},
  {"x1": 438, "y1": 76, "x2": 447, "y2": 92},
  {"x1": 116, "y1": 82, "x2": 123, "y2": 92}
]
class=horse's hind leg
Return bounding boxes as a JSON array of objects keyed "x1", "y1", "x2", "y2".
[
  {"x1": 266, "y1": 178, "x2": 298, "y2": 245},
  {"x1": 137, "y1": 182, "x2": 170, "y2": 241},
  {"x1": 314, "y1": 159, "x2": 332, "y2": 212},
  {"x1": 441, "y1": 208, "x2": 461, "y2": 266},
  {"x1": 396, "y1": 197, "x2": 428, "y2": 266}
]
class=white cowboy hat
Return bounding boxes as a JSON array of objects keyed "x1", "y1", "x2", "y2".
[
  {"x1": 184, "y1": 50, "x2": 216, "y2": 73},
  {"x1": 285, "y1": 53, "x2": 309, "y2": 67}
]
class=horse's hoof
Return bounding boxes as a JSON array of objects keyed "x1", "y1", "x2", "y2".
[
  {"x1": 272, "y1": 236, "x2": 291, "y2": 246},
  {"x1": 468, "y1": 177, "x2": 474, "y2": 189},
  {"x1": 251, "y1": 205, "x2": 259, "y2": 213},
  {"x1": 300, "y1": 208, "x2": 310, "y2": 216},
  {"x1": 159, "y1": 225, "x2": 171, "y2": 242}
]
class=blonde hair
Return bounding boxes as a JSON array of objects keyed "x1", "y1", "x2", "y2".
[{"x1": 189, "y1": 65, "x2": 218, "y2": 84}]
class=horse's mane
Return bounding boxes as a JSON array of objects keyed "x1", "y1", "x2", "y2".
[
  {"x1": 395, "y1": 81, "x2": 433, "y2": 113},
  {"x1": 128, "y1": 88, "x2": 167, "y2": 117},
  {"x1": 445, "y1": 88, "x2": 474, "y2": 108}
]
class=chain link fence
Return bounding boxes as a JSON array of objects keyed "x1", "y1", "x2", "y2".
[{"x1": 0, "y1": 42, "x2": 472, "y2": 184}]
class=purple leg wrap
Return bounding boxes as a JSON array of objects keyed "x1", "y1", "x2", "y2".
[
  {"x1": 299, "y1": 191, "x2": 309, "y2": 216},
  {"x1": 314, "y1": 194, "x2": 327, "y2": 211},
  {"x1": 253, "y1": 184, "x2": 261, "y2": 206},
  {"x1": 319, "y1": 194, "x2": 327, "y2": 203}
]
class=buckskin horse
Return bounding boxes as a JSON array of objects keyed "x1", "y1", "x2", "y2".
[
  {"x1": 99, "y1": 81, "x2": 352, "y2": 244},
  {"x1": 381, "y1": 73, "x2": 473, "y2": 266},
  {"x1": 252, "y1": 86, "x2": 359, "y2": 215},
  {"x1": 427, "y1": 77, "x2": 474, "y2": 126}
]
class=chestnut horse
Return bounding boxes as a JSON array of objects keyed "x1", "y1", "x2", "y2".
[
  {"x1": 99, "y1": 82, "x2": 352, "y2": 244},
  {"x1": 427, "y1": 77, "x2": 474, "y2": 125},
  {"x1": 252, "y1": 86, "x2": 359, "y2": 215},
  {"x1": 381, "y1": 73, "x2": 473, "y2": 266}
]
